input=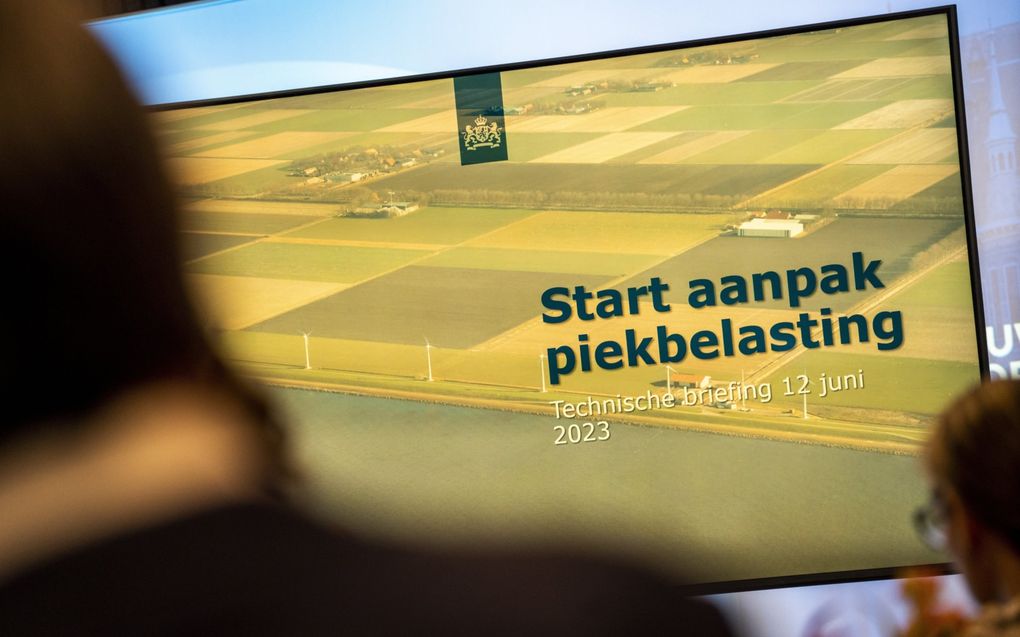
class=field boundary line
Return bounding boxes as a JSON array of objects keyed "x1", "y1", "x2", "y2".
[
  {"x1": 472, "y1": 229, "x2": 724, "y2": 352},
  {"x1": 734, "y1": 106, "x2": 955, "y2": 209},
  {"x1": 256, "y1": 375, "x2": 919, "y2": 455},
  {"x1": 185, "y1": 213, "x2": 338, "y2": 265},
  {"x1": 220, "y1": 210, "x2": 547, "y2": 329},
  {"x1": 746, "y1": 244, "x2": 967, "y2": 384}
]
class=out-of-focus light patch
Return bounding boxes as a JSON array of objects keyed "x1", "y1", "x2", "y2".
[{"x1": 148, "y1": 61, "x2": 411, "y2": 105}]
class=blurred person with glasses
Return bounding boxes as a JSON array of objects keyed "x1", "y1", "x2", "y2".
[{"x1": 919, "y1": 379, "x2": 1020, "y2": 636}]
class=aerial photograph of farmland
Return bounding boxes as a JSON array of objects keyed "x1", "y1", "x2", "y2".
[{"x1": 157, "y1": 12, "x2": 981, "y2": 585}]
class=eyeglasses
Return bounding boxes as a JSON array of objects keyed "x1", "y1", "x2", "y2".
[{"x1": 913, "y1": 490, "x2": 949, "y2": 552}]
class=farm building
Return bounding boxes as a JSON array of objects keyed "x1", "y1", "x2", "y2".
[
  {"x1": 670, "y1": 373, "x2": 712, "y2": 389},
  {"x1": 737, "y1": 218, "x2": 804, "y2": 238},
  {"x1": 326, "y1": 171, "x2": 365, "y2": 183}
]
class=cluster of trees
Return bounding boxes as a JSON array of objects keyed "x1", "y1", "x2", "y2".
[
  {"x1": 909, "y1": 225, "x2": 967, "y2": 271},
  {"x1": 762, "y1": 194, "x2": 963, "y2": 214},
  {"x1": 288, "y1": 144, "x2": 426, "y2": 176},
  {"x1": 655, "y1": 45, "x2": 758, "y2": 67},
  {"x1": 429, "y1": 189, "x2": 743, "y2": 210}
]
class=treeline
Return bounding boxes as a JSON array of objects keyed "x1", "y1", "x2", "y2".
[
  {"x1": 762, "y1": 194, "x2": 964, "y2": 213},
  {"x1": 427, "y1": 189, "x2": 744, "y2": 210},
  {"x1": 909, "y1": 225, "x2": 968, "y2": 272}
]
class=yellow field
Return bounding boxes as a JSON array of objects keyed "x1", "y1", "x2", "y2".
[
  {"x1": 527, "y1": 69, "x2": 638, "y2": 87},
  {"x1": 531, "y1": 132, "x2": 677, "y2": 163},
  {"x1": 167, "y1": 157, "x2": 287, "y2": 185},
  {"x1": 885, "y1": 22, "x2": 948, "y2": 40},
  {"x1": 835, "y1": 99, "x2": 953, "y2": 129},
  {"x1": 405, "y1": 86, "x2": 558, "y2": 109},
  {"x1": 639, "y1": 131, "x2": 750, "y2": 164},
  {"x1": 151, "y1": 103, "x2": 243, "y2": 124},
  {"x1": 193, "y1": 131, "x2": 352, "y2": 159},
  {"x1": 165, "y1": 131, "x2": 252, "y2": 154},
  {"x1": 197, "y1": 109, "x2": 308, "y2": 131},
  {"x1": 188, "y1": 274, "x2": 348, "y2": 330},
  {"x1": 833, "y1": 56, "x2": 950, "y2": 78},
  {"x1": 833, "y1": 164, "x2": 959, "y2": 206},
  {"x1": 466, "y1": 210, "x2": 728, "y2": 255},
  {"x1": 654, "y1": 63, "x2": 779, "y2": 84},
  {"x1": 837, "y1": 306, "x2": 977, "y2": 362},
  {"x1": 849, "y1": 128, "x2": 957, "y2": 164},
  {"x1": 507, "y1": 106, "x2": 686, "y2": 133},
  {"x1": 377, "y1": 110, "x2": 457, "y2": 133},
  {"x1": 482, "y1": 299, "x2": 802, "y2": 377},
  {"x1": 185, "y1": 199, "x2": 341, "y2": 216}
]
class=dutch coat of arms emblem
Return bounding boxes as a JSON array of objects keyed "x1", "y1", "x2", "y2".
[{"x1": 462, "y1": 114, "x2": 503, "y2": 151}]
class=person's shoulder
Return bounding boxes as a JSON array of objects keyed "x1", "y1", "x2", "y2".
[{"x1": 0, "y1": 502, "x2": 732, "y2": 636}]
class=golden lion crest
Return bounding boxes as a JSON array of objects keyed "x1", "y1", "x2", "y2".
[{"x1": 463, "y1": 114, "x2": 502, "y2": 150}]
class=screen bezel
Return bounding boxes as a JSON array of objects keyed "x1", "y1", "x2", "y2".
[{"x1": 155, "y1": 5, "x2": 989, "y2": 594}]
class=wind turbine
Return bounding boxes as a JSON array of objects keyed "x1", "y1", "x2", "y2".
[
  {"x1": 301, "y1": 331, "x2": 312, "y2": 370},
  {"x1": 539, "y1": 354, "x2": 547, "y2": 393},
  {"x1": 424, "y1": 337, "x2": 434, "y2": 382}
]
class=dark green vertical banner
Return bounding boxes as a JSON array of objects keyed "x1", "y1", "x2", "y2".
[{"x1": 454, "y1": 73, "x2": 508, "y2": 165}]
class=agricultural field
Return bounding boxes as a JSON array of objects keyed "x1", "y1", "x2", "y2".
[
  {"x1": 767, "y1": 350, "x2": 978, "y2": 415},
  {"x1": 465, "y1": 211, "x2": 731, "y2": 254},
  {"x1": 247, "y1": 265, "x2": 613, "y2": 349},
  {"x1": 618, "y1": 217, "x2": 963, "y2": 311},
  {"x1": 757, "y1": 164, "x2": 891, "y2": 207},
  {"x1": 187, "y1": 242, "x2": 431, "y2": 283},
  {"x1": 282, "y1": 206, "x2": 537, "y2": 245},
  {"x1": 163, "y1": 11, "x2": 978, "y2": 455},
  {"x1": 181, "y1": 232, "x2": 256, "y2": 261},
  {"x1": 191, "y1": 131, "x2": 353, "y2": 159},
  {"x1": 187, "y1": 275, "x2": 348, "y2": 330},
  {"x1": 367, "y1": 162, "x2": 818, "y2": 197},
  {"x1": 836, "y1": 257, "x2": 979, "y2": 363},
  {"x1": 157, "y1": 12, "x2": 990, "y2": 586},
  {"x1": 530, "y1": 132, "x2": 678, "y2": 163},
  {"x1": 180, "y1": 210, "x2": 320, "y2": 235},
  {"x1": 166, "y1": 157, "x2": 286, "y2": 185},
  {"x1": 833, "y1": 164, "x2": 960, "y2": 207}
]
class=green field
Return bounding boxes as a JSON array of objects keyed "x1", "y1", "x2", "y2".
[
  {"x1": 600, "y1": 81, "x2": 817, "y2": 107},
  {"x1": 618, "y1": 217, "x2": 962, "y2": 311},
  {"x1": 633, "y1": 101, "x2": 886, "y2": 131},
  {"x1": 180, "y1": 211, "x2": 319, "y2": 235},
  {"x1": 677, "y1": 129, "x2": 823, "y2": 164},
  {"x1": 759, "y1": 164, "x2": 892, "y2": 207},
  {"x1": 197, "y1": 163, "x2": 298, "y2": 195},
  {"x1": 181, "y1": 232, "x2": 256, "y2": 261},
  {"x1": 507, "y1": 132, "x2": 604, "y2": 162},
  {"x1": 466, "y1": 211, "x2": 731, "y2": 254},
  {"x1": 787, "y1": 77, "x2": 952, "y2": 103},
  {"x1": 247, "y1": 265, "x2": 612, "y2": 348},
  {"x1": 890, "y1": 173, "x2": 964, "y2": 213},
  {"x1": 283, "y1": 207, "x2": 537, "y2": 245},
  {"x1": 251, "y1": 108, "x2": 441, "y2": 133},
  {"x1": 279, "y1": 388, "x2": 941, "y2": 582},
  {"x1": 743, "y1": 60, "x2": 865, "y2": 81},
  {"x1": 891, "y1": 259, "x2": 974, "y2": 309},
  {"x1": 370, "y1": 163, "x2": 819, "y2": 197},
  {"x1": 188, "y1": 242, "x2": 431, "y2": 282},
  {"x1": 761, "y1": 129, "x2": 898, "y2": 164},
  {"x1": 417, "y1": 246, "x2": 662, "y2": 276},
  {"x1": 768, "y1": 350, "x2": 978, "y2": 415}
]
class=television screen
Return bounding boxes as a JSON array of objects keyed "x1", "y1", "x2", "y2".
[{"x1": 155, "y1": 8, "x2": 984, "y2": 590}]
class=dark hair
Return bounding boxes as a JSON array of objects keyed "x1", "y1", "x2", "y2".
[
  {"x1": 0, "y1": 2, "x2": 290, "y2": 485},
  {"x1": 927, "y1": 380, "x2": 1020, "y2": 551}
]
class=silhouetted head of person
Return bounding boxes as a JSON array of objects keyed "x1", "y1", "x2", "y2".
[
  {"x1": 0, "y1": 2, "x2": 286, "y2": 481},
  {"x1": 925, "y1": 379, "x2": 1020, "y2": 603}
]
